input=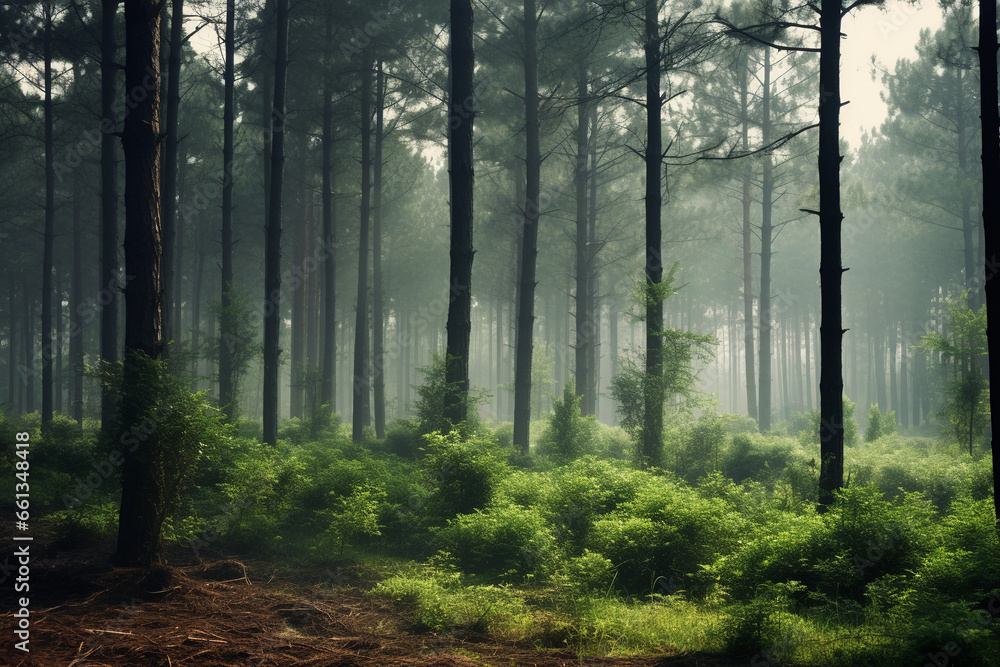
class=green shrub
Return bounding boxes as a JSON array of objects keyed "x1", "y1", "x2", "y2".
[
  {"x1": 435, "y1": 504, "x2": 556, "y2": 579},
  {"x1": 421, "y1": 430, "x2": 508, "y2": 519},
  {"x1": 865, "y1": 405, "x2": 896, "y2": 442},
  {"x1": 537, "y1": 383, "x2": 598, "y2": 464}
]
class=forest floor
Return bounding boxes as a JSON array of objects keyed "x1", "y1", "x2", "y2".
[{"x1": 1, "y1": 523, "x2": 760, "y2": 667}]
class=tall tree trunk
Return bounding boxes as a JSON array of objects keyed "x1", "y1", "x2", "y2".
[
  {"x1": 900, "y1": 331, "x2": 909, "y2": 429},
  {"x1": 976, "y1": 0, "x2": 1000, "y2": 529},
  {"x1": 8, "y1": 280, "x2": 15, "y2": 412},
  {"x1": 116, "y1": 0, "x2": 164, "y2": 566},
  {"x1": 805, "y1": 312, "x2": 813, "y2": 411},
  {"x1": 290, "y1": 182, "x2": 306, "y2": 420},
  {"x1": 373, "y1": 60, "x2": 387, "y2": 437},
  {"x1": 41, "y1": 0, "x2": 54, "y2": 425},
  {"x1": 353, "y1": 53, "x2": 374, "y2": 442},
  {"x1": 513, "y1": 0, "x2": 540, "y2": 453},
  {"x1": 55, "y1": 266, "x2": 63, "y2": 415},
  {"x1": 641, "y1": 0, "x2": 664, "y2": 464},
  {"x1": 817, "y1": 0, "x2": 845, "y2": 506},
  {"x1": 574, "y1": 62, "x2": 591, "y2": 415},
  {"x1": 740, "y1": 54, "x2": 758, "y2": 422},
  {"x1": 161, "y1": 0, "x2": 184, "y2": 360},
  {"x1": 191, "y1": 247, "x2": 204, "y2": 382},
  {"x1": 71, "y1": 173, "x2": 84, "y2": 424},
  {"x1": 173, "y1": 142, "x2": 187, "y2": 345},
  {"x1": 100, "y1": 0, "x2": 120, "y2": 435},
  {"x1": 443, "y1": 0, "x2": 475, "y2": 429},
  {"x1": 262, "y1": 0, "x2": 289, "y2": 447},
  {"x1": 956, "y1": 67, "x2": 979, "y2": 310},
  {"x1": 24, "y1": 283, "x2": 34, "y2": 415},
  {"x1": 320, "y1": 28, "x2": 337, "y2": 414},
  {"x1": 218, "y1": 0, "x2": 236, "y2": 418},
  {"x1": 588, "y1": 105, "x2": 601, "y2": 417},
  {"x1": 759, "y1": 46, "x2": 774, "y2": 433}
]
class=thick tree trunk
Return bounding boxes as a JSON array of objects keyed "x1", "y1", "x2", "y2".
[
  {"x1": 320, "y1": 36, "x2": 337, "y2": 414},
  {"x1": 71, "y1": 173, "x2": 84, "y2": 424},
  {"x1": 160, "y1": 0, "x2": 184, "y2": 360},
  {"x1": 976, "y1": 0, "x2": 1000, "y2": 529},
  {"x1": 41, "y1": 1, "x2": 54, "y2": 425},
  {"x1": 759, "y1": 47, "x2": 773, "y2": 433},
  {"x1": 218, "y1": 0, "x2": 236, "y2": 418},
  {"x1": 116, "y1": 0, "x2": 164, "y2": 566},
  {"x1": 100, "y1": 0, "x2": 120, "y2": 434},
  {"x1": 817, "y1": 0, "x2": 845, "y2": 506},
  {"x1": 373, "y1": 61, "x2": 387, "y2": 437},
  {"x1": 513, "y1": 0, "x2": 540, "y2": 453},
  {"x1": 443, "y1": 0, "x2": 475, "y2": 429},
  {"x1": 574, "y1": 63, "x2": 591, "y2": 415},
  {"x1": 353, "y1": 53, "x2": 374, "y2": 442},
  {"x1": 641, "y1": 0, "x2": 664, "y2": 465},
  {"x1": 262, "y1": 0, "x2": 289, "y2": 447}
]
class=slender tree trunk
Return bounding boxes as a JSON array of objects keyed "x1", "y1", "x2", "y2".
[
  {"x1": 320, "y1": 35, "x2": 337, "y2": 414},
  {"x1": 641, "y1": 0, "x2": 664, "y2": 465},
  {"x1": 191, "y1": 247, "x2": 204, "y2": 382},
  {"x1": 900, "y1": 332, "x2": 909, "y2": 429},
  {"x1": 218, "y1": 0, "x2": 236, "y2": 418},
  {"x1": 817, "y1": 0, "x2": 845, "y2": 506},
  {"x1": 741, "y1": 54, "x2": 758, "y2": 422},
  {"x1": 495, "y1": 296, "x2": 503, "y2": 419},
  {"x1": 22, "y1": 282, "x2": 33, "y2": 414},
  {"x1": 262, "y1": 0, "x2": 289, "y2": 447},
  {"x1": 173, "y1": 142, "x2": 187, "y2": 345},
  {"x1": 956, "y1": 67, "x2": 979, "y2": 310},
  {"x1": 290, "y1": 184, "x2": 306, "y2": 420},
  {"x1": 588, "y1": 107, "x2": 601, "y2": 418},
  {"x1": 41, "y1": 0, "x2": 54, "y2": 425},
  {"x1": 55, "y1": 267, "x2": 63, "y2": 415},
  {"x1": 353, "y1": 53, "x2": 374, "y2": 442},
  {"x1": 759, "y1": 46, "x2": 774, "y2": 433},
  {"x1": 116, "y1": 0, "x2": 164, "y2": 566},
  {"x1": 100, "y1": 0, "x2": 120, "y2": 434},
  {"x1": 8, "y1": 280, "x2": 15, "y2": 413},
  {"x1": 71, "y1": 173, "x2": 84, "y2": 424},
  {"x1": 574, "y1": 62, "x2": 591, "y2": 415},
  {"x1": 513, "y1": 0, "x2": 540, "y2": 453},
  {"x1": 802, "y1": 313, "x2": 813, "y2": 412},
  {"x1": 373, "y1": 60, "x2": 387, "y2": 437},
  {"x1": 160, "y1": 0, "x2": 184, "y2": 361}
]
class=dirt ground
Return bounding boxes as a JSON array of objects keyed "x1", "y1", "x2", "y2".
[{"x1": 1, "y1": 529, "x2": 751, "y2": 667}]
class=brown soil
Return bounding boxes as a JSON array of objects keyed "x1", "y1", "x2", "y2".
[{"x1": 1, "y1": 531, "x2": 750, "y2": 667}]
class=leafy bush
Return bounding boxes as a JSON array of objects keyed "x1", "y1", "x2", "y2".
[
  {"x1": 589, "y1": 479, "x2": 739, "y2": 595},
  {"x1": 421, "y1": 430, "x2": 508, "y2": 520},
  {"x1": 435, "y1": 504, "x2": 556, "y2": 579},
  {"x1": 537, "y1": 383, "x2": 598, "y2": 464},
  {"x1": 722, "y1": 432, "x2": 794, "y2": 486},
  {"x1": 372, "y1": 560, "x2": 529, "y2": 634},
  {"x1": 865, "y1": 404, "x2": 896, "y2": 442}
]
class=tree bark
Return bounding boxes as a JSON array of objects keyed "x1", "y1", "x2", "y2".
[
  {"x1": 641, "y1": 0, "x2": 664, "y2": 465},
  {"x1": 41, "y1": 0, "x2": 54, "y2": 426},
  {"x1": 23, "y1": 281, "x2": 34, "y2": 414},
  {"x1": 740, "y1": 54, "x2": 758, "y2": 422},
  {"x1": 373, "y1": 60, "x2": 387, "y2": 437},
  {"x1": 442, "y1": 0, "x2": 475, "y2": 429},
  {"x1": 320, "y1": 22, "x2": 337, "y2": 414},
  {"x1": 71, "y1": 172, "x2": 84, "y2": 424},
  {"x1": 759, "y1": 46, "x2": 774, "y2": 433},
  {"x1": 218, "y1": 0, "x2": 236, "y2": 418},
  {"x1": 160, "y1": 0, "x2": 184, "y2": 360},
  {"x1": 513, "y1": 0, "x2": 540, "y2": 453},
  {"x1": 100, "y1": 0, "x2": 120, "y2": 434},
  {"x1": 574, "y1": 62, "x2": 591, "y2": 415},
  {"x1": 817, "y1": 0, "x2": 845, "y2": 506},
  {"x1": 976, "y1": 0, "x2": 1000, "y2": 529},
  {"x1": 116, "y1": 0, "x2": 164, "y2": 566},
  {"x1": 262, "y1": 0, "x2": 289, "y2": 447},
  {"x1": 353, "y1": 53, "x2": 374, "y2": 442}
]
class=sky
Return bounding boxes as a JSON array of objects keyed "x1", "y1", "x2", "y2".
[{"x1": 840, "y1": 0, "x2": 945, "y2": 148}]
